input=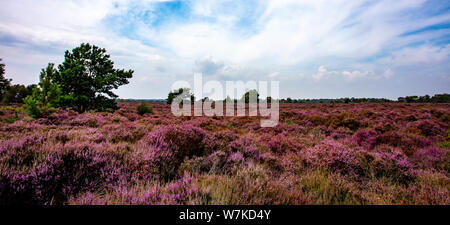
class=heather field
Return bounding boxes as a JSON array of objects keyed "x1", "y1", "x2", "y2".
[{"x1": 0, "y1": 102, "x2": 449, "y2": 205}]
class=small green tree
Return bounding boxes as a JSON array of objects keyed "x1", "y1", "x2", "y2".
[
  {"x1": 23, "y1": 63, "x2": 61, "y2": 118},
  {"x1": 55, "y1": 43, "x2": 133, "y2": 113},
  {"x1": 0, "y1": 58, "x2": 12, "y2": 101}
]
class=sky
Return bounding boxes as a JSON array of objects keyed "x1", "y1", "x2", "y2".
[{"x1": 0, "y1": 0, "x2": 449, "y2": 99}]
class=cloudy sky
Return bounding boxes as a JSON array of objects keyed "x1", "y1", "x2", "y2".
[{"x1": 1, "y1": 0, "x2": 449, "y2": 99}]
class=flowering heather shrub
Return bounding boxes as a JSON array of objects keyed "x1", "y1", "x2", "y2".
[
  {"x1": 51, "y1": 130, "x2": 71, "y2": 144},
  {"x1": 228, "y1": 137, "x2": 261, "y2": 162},
  {"x1": 412, "y1": 146, "x2": 449, "y2": 171},
  {"x1": 354, "y1": 129, "x2": 377, "y2": 149},
  {"x1": 211, "y1": 130, "x2": 238, "y2": 151},
  {"x1": 358, "y1": 149, "x2": 417, "y2": 184},
  {"x1": 0, "y1": 134, "x2": 45, "y2": 167},
  {"x1": 143, "y1": 124, "x2": 210, "y2": 161},
  {"x1": 300, "y1": 139, "x2": 363, "y2": 178},
  {"x1": 139, "y1": 125, "x2": 214, "y2": 180},
  {"x1": 0, "y1": 120, "x2": 44, "y2": 132},
  {"x1": 103, "y1": 123, "x2": 147, "y2": 143},
  {"x1": 196, "y1": 164, "x2": 310, "y2": 205},
  {"x1": 373, "y1": 121, "x2": 395, "y2": 133},
  {"x1": 407, "y1": 119, "x2": 444, "y2": 137},
  {"x1": 227, "y1": 151, "x2": 245, "y2": 165},
  {"x1": 202, "y1": 151, "x2": 230, "y2": 174},
  {"x1": 331, "y1": 127, "x2": 353, "y2": 139},
  {"x1": 90, "y1": 133, "x2": 106, "y2": 143},
  {"x1": 186, "y1": 117, "x2": 226, "y2": 131},
  {"x1": 66, "y1": 113, "x2": 108, "y2": 127},
  {"x1": 128, "y1": 145, "x2": 159, "y2": 181},
  {"x1": 47, "y1": 109, "x2": 78, "y2": 124},
  {"x1": 263, "y1": 132, "x2": 303, "y2": 154},
  {"x1": 375, "y1": 131, "x2": 432, "y2": 154},
  {"x1": 0, "y1": 141, "x2": 128, "y2": 204}
]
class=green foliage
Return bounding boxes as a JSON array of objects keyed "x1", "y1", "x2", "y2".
[
  {"x1": 136, "y1": 102, "x2": 154, "y2": 115},
  {"x1": 398, "y1": 94, "x2": 450, "y2": 103},
  {"x1": 0, "y1": 58, "x2": 12, "y2": 101},
  {"x1": 166, "y1": 88, "x2": 195, "y2": 105},
  {"x1": 285, "y1": 119, "x2": 294, "y2": 125},
  {"x1": 2, "y1": 107, "x2": 23, "y2": 123},
  {"x1": 23, "y1": 93, "x2": 44, "y2": 119},
  {"x1": 241, "y1": 89, "x2": 259, "y2": 103},
  {"x1": 23, "y1": 64, "x2": 61, "y2": 118},
  {"x1": 1, "y1": 84, "x2": 35, "y2": 103},
  {"x1": 431, "y1": 94, "x2": 450, "y2": 103},
  {"x1": 227, "y1": 122, "x2": 233, "y2": 129},
  {"x1": 23, "y1": 88, "x2": 57, "y2": 119},
  {"x1": 55, "y1": 43, "x2": 133, "y2": 113},
  {"x1": 3, "y1": 117, "x2": 15, "y2": 123},
  {"x1": 438, "y1": 141, "x2": 450, "y2": 149}
]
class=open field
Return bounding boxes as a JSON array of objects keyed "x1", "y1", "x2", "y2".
[{"x1": 0, "y1": 102, "x2": 449, "y2": 205}]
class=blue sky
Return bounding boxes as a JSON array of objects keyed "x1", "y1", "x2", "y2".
[{"x1": 0, "y1": 0, "x2": 449, "y2": 99}]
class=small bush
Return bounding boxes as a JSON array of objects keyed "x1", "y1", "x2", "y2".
[{"x1": 137, "y1": 102, "x2": 154, "y2": 116}]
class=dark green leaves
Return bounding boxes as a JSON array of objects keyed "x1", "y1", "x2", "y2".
[{"x1": 55, "y1": 43, "x2": 133, "y2": 112}]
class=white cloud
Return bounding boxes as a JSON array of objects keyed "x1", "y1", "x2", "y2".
[
  {"x1": 267, "y1": 72, "x2": 279, "y2": 78},
  {"x1": 383, "y1": 69, "x2": 395, "y2": 79},
  {"x1": 382, "y1": 44, "x2": 450, "y2": 67},
  {"x1": 0, "y1": 0, "x2": 449, "y2": 98},
  {"x1": 342, "y1": 70, "x2": 371, "y2": 81}
]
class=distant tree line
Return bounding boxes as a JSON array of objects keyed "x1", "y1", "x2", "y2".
[
  {"x1": 279, "y1": 97, "x2": 394, "y2": 103},
  {"x1": 160, "y1": 89, "x2": 450, "y2": 104},
  {"x1": 397, "y1": 94, "x2": 450, "y2": 103},
  {"x1": 163, "y1": 89, "x2": 450, "y2": 104},
  {"x1": 279, "y1": 94, "x2": 449, "y2": 103}
]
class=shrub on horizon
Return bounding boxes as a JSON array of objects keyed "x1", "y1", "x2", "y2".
[{"x1": 137, "y1": 102, "x2": 154, "y2": 116}]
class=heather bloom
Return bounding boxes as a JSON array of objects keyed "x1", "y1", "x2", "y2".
[
  {"x1": 407, "y1": 119, "x2": 444, "y2": 137},
  {"x1": 412, "y1": 146, "x2": 449, "y2": 171},
  {"x1": 103, "y1": 123, "x2": 147, "y2": 143},
  {"x1": 68, "y1": 172, "x2": 199, "y2": 205},
  {"x1": 228, "y1": 137, "x2": 261, "y2": 162},
  {"x1": 300, "y1": 139, "x2": 362, "y2": 178},
  {"x1": 1, "y1": 102, "x2": 449, "y2": 205},
  {"x1": 354, "y1": 129, "x2": 377, "y2": 149},
  {"x1": 139, "y1": 124, "x2": 213, "y2": 180}
]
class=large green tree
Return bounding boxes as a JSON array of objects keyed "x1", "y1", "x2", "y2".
[
  {"x1": 55, "y1": 43, "x2": 133, "y2": 112},
  {"x1": 0, "y1": 58, "x2": 12, "y2": 101}
]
